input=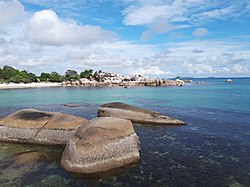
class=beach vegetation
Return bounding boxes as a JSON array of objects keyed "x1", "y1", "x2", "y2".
[
  {"x1": 94, "y1": 70, "x2": 102, "y2": 77},
  {"x1": 65, "y1": 70, "x2": 79, "y2": 80},
  {"x1": 39, "y1": 72, "x2": 63, "y2": 82},
  {"x1": 0, "y1": 66, "x2": 105, "y2": 83},
  {"x1": 39, "y1": 72, "x2": 51, "y2": 82},
  {"x1": 80, "y1": 69, "x2": 93, "y2": 78},
  {"x1": 0, "y1": 66, "x2": 38, "y2": 83},
  {"x1": 50, "y1": 72, "x2": 63, "y2": 82}
]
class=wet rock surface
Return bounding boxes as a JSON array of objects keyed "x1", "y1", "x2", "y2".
[
  {"x1": 98, "y1": 102, "x2": 186, "y2": 125},
  {"x1": 64, "y1": 103, "x2": 80, "y2": 107},
  {"x1": 0, "y1": 109, "x2": 88, "y2": 145},
  {"x1": 61, "y1": 117, "x2": 140, "y2": 174}
]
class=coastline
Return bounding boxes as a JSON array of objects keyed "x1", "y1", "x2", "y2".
[
  {"x1": 0, "y1": 82, "x2": 62, "y2": 90},
  {"x1": 0, "y1": 79, "x2": 186, "y2": 90}
]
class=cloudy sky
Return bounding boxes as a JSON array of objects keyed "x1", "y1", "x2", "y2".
[{"x1": 0, "y1": 0, "x2": 250, "y2": 77}]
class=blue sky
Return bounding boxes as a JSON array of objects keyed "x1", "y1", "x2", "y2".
[{"x1": 0, "y1": 0, "x2": 250, "y2": 77}]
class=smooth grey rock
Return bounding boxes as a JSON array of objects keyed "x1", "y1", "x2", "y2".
[
  {"x1": 0, "y1": 109, "x2": 88, "y2": 145},
  {"x1": 61, "y1": 117, "x2": 140, "y2": 174},
  {"x1": 98, "y1": 102, "x2": 186, "y2": 125}
]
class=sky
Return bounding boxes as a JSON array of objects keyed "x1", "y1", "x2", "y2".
[{"x1": 0, "y1": 0, "x2": 250, "y2": 77}]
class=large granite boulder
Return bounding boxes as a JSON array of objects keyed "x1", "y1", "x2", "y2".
[
  {"x1": 98, "y1": 102, "x2": 186, "y2": 125},
  {"x1": 0, "y1": 109, "x2": 88, "y2": 145},
  {"x1": 61, "y1": 117, "x2": 140, "y2": 174}
]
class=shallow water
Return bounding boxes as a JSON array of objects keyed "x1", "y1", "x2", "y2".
[{"x1": 0, "y1": 78, "x2": 250, "y2": 186}]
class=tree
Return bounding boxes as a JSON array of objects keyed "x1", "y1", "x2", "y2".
[
  {"x1": 80, "y1": 69, "x2": 93, "y2": 78},
  {"x1": 10, "y1": 74, "x2": 25, "y2": 83},
  {"x1": 65, "y1": 69, "x2": 79, "y2": 80},
  {"x1": 65, "y1": 70, "x2": 78, "y2": 77},
  {"x1": 28, "y1": 73, "x2": 37, "y2": 82},
  {"x1": 93, "y1": 70, "x2": 103, "y2": 77},
  {"x1": 1, "y1": 65, "x2": 19, "y2": 80},
  {"x1": 0, "y1": 68, "x2": 3, "y2": 81},
  {"x1": 39, "y1": 72, "x2": 51, "y2": 82},
  {"x1": 50, "y1": 72, "x2": 63, "y2": 82},
  {"x1": 8, "y1": 70, "x2": 37, "y2": 83}
]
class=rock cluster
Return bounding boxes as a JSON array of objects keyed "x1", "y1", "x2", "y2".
[
  {"x1": 0, "y1": 102, "x2": 186, "y2": 174},
  {"x1": 0, "y1": 109, "x2": 87, "y2": 145},
  {"x1": 62, "y1": 72, "x2": 185, "y2": 87}
]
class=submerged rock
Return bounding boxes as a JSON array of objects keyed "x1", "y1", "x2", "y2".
[
  {"x1": 12, "y1": 151, "x2": 49, "y2": 165},
  {"x1": 183, "y1": 80, "x2": 193, "y2": 83},
  {"x1": 61, "y1": 117, "x2": 140, "y2": 174},
  {"x1": 0, "y1": 109, "x2": 88, "y2": 145},
  {"x1": 0, "y1": 151, "x2": 51, "y2": 186},
  {"x1": 64, "y1": 103, "x2": 80, "y2": 107},
  {"x1": 98, "y1": 102, "x2": 186, "y2": 125}
]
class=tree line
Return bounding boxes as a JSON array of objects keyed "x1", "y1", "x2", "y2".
[{"x1": 0, "y1": 65, "x2": 102, "y2": 83}]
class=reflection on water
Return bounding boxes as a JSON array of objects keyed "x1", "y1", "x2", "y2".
[{"x1": 0, "y1": 103, "x2": 250, "y2": 187}]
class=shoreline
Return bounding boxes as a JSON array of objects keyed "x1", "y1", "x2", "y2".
[
  {"x1": 0, "y1": 79, "x2": 185, "y2": 90},
  {"x1": 0, "y1": 82, "x2": 62, "y2": 90}
]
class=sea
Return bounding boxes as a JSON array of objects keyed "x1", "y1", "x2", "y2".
[{"x1": 0, "y1": 78, "x2": 250, "y2": 187}]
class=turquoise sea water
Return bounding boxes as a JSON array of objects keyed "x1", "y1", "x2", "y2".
[{"x1": 0, "y1": 78, "x2": 250, "y2": 186}]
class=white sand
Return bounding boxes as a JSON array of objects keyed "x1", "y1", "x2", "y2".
[{"x1": 0, "y1": 82, "x2": 62, "y2": 90}]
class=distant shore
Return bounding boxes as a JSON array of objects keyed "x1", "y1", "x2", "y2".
[
  {"x1": 0, "y1": 82, "x2": 62, "y2": 90},
  {"x1": 0, "y1": 79, "x2": 185, "y2": 90}
]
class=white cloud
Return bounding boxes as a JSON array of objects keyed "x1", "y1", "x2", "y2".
[
  {"x1": 1, "y1": 37, "x2": 250, "y2": 77},
  {"x1": 0, "y1": 1, "x2": 249, "y2": 77},
  {"x1": 193, "y1": 49, "x2": 204, "y2": 53},
  {"x1": 122, "y1": 0, "x2": 250, "y2": 38},
  {"x1": 25, "y1": 10, "x2": 117, "y2": 46},
  {"x1": 185, "y1": 63, "x2": 214, "y2": 74},
  {"x1": 0, "y1": 38, "x2": 6, "y2": 45},
  {"x1": 122, "y1": 0, "x2": 190, "y2": 26},
  {"x1": 0, "y1": 0, "x2": 24, "y2": 26},
  {"x1": 141, "y1": 18, "x2": 176, "y2": 41},
  {"x1": 135, "y1": 66, "x2": 171, "y2": 76},
  {"x1": 231, "y1": 64, "x2": 249, "y2": 74},
  {"x1": 192, "y1": 28, "x2": 209, "y2": 37}
]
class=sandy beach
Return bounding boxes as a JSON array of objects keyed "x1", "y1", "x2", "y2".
[{"x1": 0, "y1": 82, "x2": 62, "y2": 90}]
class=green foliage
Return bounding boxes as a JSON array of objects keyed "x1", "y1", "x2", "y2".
[
  {"x1": 65, "y1": 75, "x2": 79, "y2": 80},
  {"x1": 0, "y1": 66, "x2": 38, "y2": 83},
  {"x1": 0, "y1": 68, "x2": 3, "y2": 82},
  {"x1": 10, "y1": 74, "x2": 26, "y2": 83},
  {"x1": 50, "y1": 72, "x2": 63, "y2": 82},
  {"x1": 65, "y1": 70, "x2": 79, "y2": 80},
  {"x1": 27, "y1": 72, "x2": 37, "y2": 82},
  {"x1": 2, "y1": 66, "x2": 19, "y2": 80},
  {"x1": 80, "y1": 69, "x2": 93, "y2": 78},
  {"x1": 0, "y1": 65, "x2": 103, "y2": 83},
  {"x1": 10, "y1": 70, "x2": 37, "y2": 83},
  {"x1": 93, "y1": 70, "x2": 102, "y2": 77},
  {"x1": 39, "y1": 72, "x2": 63, "y2": 82},
  {"x1": 65, "y1": 70, "x2": 78, "y2": 77},
  {"x1": 39, "y1": 72, "x2": 51, "y2": 82}
]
